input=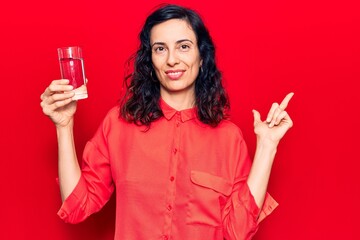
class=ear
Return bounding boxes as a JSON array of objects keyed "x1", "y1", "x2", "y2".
[{"x1": 200, "y1": 59, "x2": 203, "y2": 66}]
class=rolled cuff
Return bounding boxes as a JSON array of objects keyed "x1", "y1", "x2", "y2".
[
  {"x1": 57, "y1": 176, "x2": 88, "y2": 223},
  {"x1": 238, "y1": 183, "x2": 279, "y2": 223}
]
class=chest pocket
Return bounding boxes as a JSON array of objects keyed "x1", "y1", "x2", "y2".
[{"x1": 187, "y1": 170, "x2": 233, "y2": 228}]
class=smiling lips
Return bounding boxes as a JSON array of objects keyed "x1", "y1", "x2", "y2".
[{"x1": 165, "y1": 69, "x2": 185, "y2": 80}]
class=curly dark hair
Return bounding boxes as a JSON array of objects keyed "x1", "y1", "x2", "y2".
[{"x1": 120, "y1": 4, "x2": 229, "y2": 127}]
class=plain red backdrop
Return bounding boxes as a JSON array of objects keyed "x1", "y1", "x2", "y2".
[{"x1": 1, "y1": 0, "x2": 359, "y2": 239}]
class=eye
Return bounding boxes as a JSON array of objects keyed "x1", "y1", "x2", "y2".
[
  {"x1": 154, "y1": 46, "x2": 166, "y2": 53},
  {"x1": 179, "y1": 44, "x2": 190, "y2": 51}
]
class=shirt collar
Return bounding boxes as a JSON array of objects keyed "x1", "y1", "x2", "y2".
[{"x1": 160, "y1": 98, "x2": 197, "y2": 122}]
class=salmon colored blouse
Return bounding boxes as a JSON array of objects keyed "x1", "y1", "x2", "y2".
[{"x1": 58, "y1": 99, "x2": 278, "y2": 240}]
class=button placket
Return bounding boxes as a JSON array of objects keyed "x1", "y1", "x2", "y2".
[{"x1": 162, "y1": 113, "x2": 181, "y2": 237}]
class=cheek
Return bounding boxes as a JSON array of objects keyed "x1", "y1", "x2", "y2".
[
  {"x1": 192, "y1": 68, "x2": 200, "y2": 80},
  {"x1": 151, "y1": 58, "x2": 163, "y2": 80},
  {"x1": 190, "y1": 60, "x2": 201, "y2": 72},
  {"x1": 186, "y1": 54, "x2": 202, "y2": 68},
  {"x1": 152, "y1": 56, "x2": 163, "y2": 72}
]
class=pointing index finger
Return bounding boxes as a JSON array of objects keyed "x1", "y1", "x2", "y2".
[{"x1": 279, "y1": 92, "x2": 294, "y2": 110}]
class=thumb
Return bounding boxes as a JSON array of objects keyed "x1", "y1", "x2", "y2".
[{"x1": 252, "y1": 109, "x2": 261, "y2": 125}]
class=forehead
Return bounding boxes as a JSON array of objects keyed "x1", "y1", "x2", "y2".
[{"x1": 150, "y1": 19, "x2": 197, "y2": 44}]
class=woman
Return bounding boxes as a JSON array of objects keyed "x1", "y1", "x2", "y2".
[{"x1": 40, "y1": 4, "x2": 293, "y2": 240}]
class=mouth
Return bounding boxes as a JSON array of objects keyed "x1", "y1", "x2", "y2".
[{"x1": 165, "y1": 70, "x2": 185, "y2": 80}]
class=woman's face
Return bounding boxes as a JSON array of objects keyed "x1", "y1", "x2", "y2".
[{"x1": 150, "y1": 19, "x2": 202, "y2": 103}]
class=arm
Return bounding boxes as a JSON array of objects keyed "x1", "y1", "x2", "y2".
[
  {"x1": 56, "y1": 121, "x2": 81, "y2": 201},
  {"x1": 41, "y1": 79, "x2": 80, "y2": 201},
  {"x1": 222, "y1": 133, "x2": 278, "y2": 240},
  {"x1": 222, "y1": 93, "x2": 293, "y2": 240},
  {"x1": 41, "y1": 79, "x2": 114, "y2": 224},
  {"x1": 247, "y1": 92, "x2": 294, "y2": 208}
]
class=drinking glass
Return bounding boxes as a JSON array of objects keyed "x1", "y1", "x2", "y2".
[{"x1": 57, "y1": 46, "x2": 88, "y2": 100}]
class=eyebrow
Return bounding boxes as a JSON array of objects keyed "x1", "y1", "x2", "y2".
[{"x1": 151, "y1": 39, "x2": 194, "y2": 47}]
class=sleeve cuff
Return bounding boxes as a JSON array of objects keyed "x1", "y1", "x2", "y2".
[
  {"x1": 258, "y1": 192, "x2": 278, "y2": 223},
  {"x1": 238, "y1": 183, "x2": 279, "y2": 223},
  {"x1": 57, "y1": 176, "x2": 87, "y2": 223}
]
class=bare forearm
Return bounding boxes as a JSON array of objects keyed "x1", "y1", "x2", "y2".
[
  {"x1": 248, "y1": 93, "x2": 294, "y2": 209},
  {"x1": 56, "y1": 121, "x2": 81, "y2": 201},
  {"x1": 247, "y1": 140, "x2": 277, "y2": 208}
]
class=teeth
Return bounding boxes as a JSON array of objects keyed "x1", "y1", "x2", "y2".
[{"x1": 168, "y1": 72, "x2": 181, "y2": 76}]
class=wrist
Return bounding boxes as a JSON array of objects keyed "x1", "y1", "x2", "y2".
[
  {"x1": 56, "y1": 119, "x2": 74, "y2": 132},
  {"x1": 256, "y1": 138, "x2": 278, "y2": 156},
  {"x1": 256, "y1": 136, "x2": 279, "y2": 149}
]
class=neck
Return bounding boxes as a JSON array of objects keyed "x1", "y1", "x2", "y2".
[{"x1": 160, "y1": 90, "x2": 195, "y2": 111}]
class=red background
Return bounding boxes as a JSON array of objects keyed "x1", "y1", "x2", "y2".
[{"x1": 1, "y1": 0, "x2": 359, "y2": 239}]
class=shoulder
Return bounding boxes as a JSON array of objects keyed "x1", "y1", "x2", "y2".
[
  {"x1": 102, "y1": 105, "x2": 129, "y2": 124},
  {"x1": 100, "y1": 105, "x2": 127, "y2": 131},
  {"x1": 203, "y1": 119, "x2": 246, "y2": 142},
  {"x1": 219, "y1": 119, "x2": 244, "y2": 134},
  {"x1": 101, "y1": 105, "x2": 147, "y2": 132},
  {"x1": 104, "y1": 105, "x2": 120, "y2": 119}
]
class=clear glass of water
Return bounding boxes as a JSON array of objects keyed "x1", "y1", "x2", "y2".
[{"x1": 57, "y1": 46, "x2": 88, "y2": 100}]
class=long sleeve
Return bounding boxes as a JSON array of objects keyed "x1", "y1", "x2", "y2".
[
  {"x1": 57, "y1": 114, "x2": 115, "y2": 223},
  {"x1": 222, "y1": 134, "x2": 278, "y2": 240},
  {"x1": 55, "y1": 103, "x2": 279, "y2": 239}
]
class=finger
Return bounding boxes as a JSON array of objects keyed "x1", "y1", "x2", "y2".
[
  {"x1": 48, "y1": 81, "x2": 74, "y2": 93},
  {"x1": 42, "y1": 92, "x2": 75, "y2": 110},
  {"x1": 42, "y1": 98, "x2": 74, "y2": 116},
  {"x1": 269, "y1": 107, "x2": 283, "y2": 127},
  {"x1": 46, "y1": 95, "x2": 74, "y2": 112},
  {"x1": 286, "y1": 114, "x2": 294, "y2": 128},
  {"x1": 252, "y1": 109, "x2": 261, "y2": 125},
  {"x1": 43, "y1": 84, "x2": 73, "y2": 101},
  {"x1": 279, "y1": 92, "x2": 294, "y2": 110},
  {"x1": 49, "y1": 79, "x2": 71, "y2": 91},
  {"x1": 53, "y1": 79, "x2": 71, "y2": 84},
  {"x1": 274, "y1": 110, "x2": 288, "y2": 126},
  {"x1": 266, "y1": 102, "x2": 279, "y2": 123},
  {"x1": 49, "y1": 91, "x2": 75, "y2": 103},
  {"x1": 51, "y1": 97, "x2": 74, "y2": 110},
  {"x1": 43, "y1": 79, "x2": 72, "y2": 94}
]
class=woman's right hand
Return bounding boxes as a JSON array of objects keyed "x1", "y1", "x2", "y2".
[{"x1": 40, "y1": 79, "x2": 77, "y2": 128}]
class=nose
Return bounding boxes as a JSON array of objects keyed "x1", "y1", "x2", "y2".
[{"x1": 166, "y1": 49, "x2": 180, "y2": 66}]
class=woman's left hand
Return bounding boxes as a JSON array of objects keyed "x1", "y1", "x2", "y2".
[{"x1": 252, "y1": 92, "x2": 294, "y2": 146}]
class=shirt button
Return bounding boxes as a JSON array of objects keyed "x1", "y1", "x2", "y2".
[
  {"x1": 173, "y1": 148, "x2": 177, "y2": 154},
  {"x1": 163, "y1": 236, "x2": 169, "y2": 240},
  {"x1": 176, "y1": 122, "x2": 180, "y2": 127},
  {"x1": 170, "y1": 176, "x2": 175, "y2": 181},
  {"x1": 167, "y1": 205, "x2": 172, "y2": 211}
]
